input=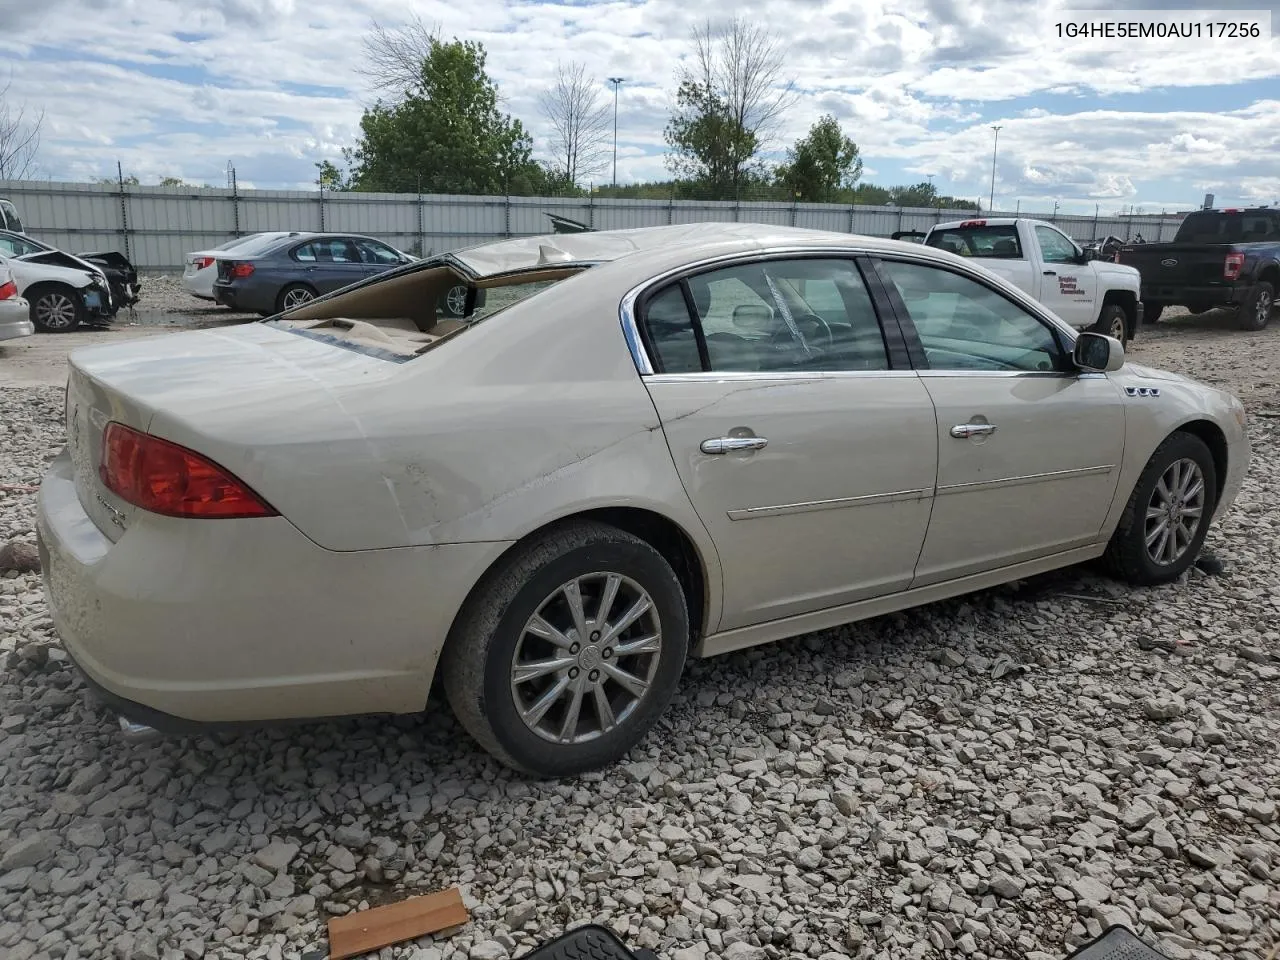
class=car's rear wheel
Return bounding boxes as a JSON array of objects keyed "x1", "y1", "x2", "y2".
[
  {"x1": 1238, "y1": 281, "x2": 1274, "y2": 331},
  {"x1": 439, "y1": 283, "x2": 469, "y2": 318},
  {"x1": 1092, "y1": 303, "x2": 1129, "y2": 345},
  {"x1": 275, "y1": 283, "x2": 317, "y2": 313},
  {"x1": 30, "y1": 287, "x2": 84, "y2": 333},
  {"x1": 442, "y1": 521, "x2": 688, "y2": 777},
  {"x1": 1103, "y1": 432, "x2": 1216, "y2": 586}
]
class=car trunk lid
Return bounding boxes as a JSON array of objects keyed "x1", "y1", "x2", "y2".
[{"x1": 63, "y1": 323, "x2": 400, "y2": 542}]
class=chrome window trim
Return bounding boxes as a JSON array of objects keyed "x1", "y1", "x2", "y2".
[
  {"x1": 645, "y1": 369, "x2": 918, "y2": 384},
  {"x1": 619, "y1": 243, "x2": 1083, "y2": 377}
]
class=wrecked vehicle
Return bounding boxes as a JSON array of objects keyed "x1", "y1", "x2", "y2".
[
  {"x1": 38, "y1": 223, "x2": 1248, "y2": 776},
  {"x1": 0, "y1": 229, "x2": 137, "y2": 331}
]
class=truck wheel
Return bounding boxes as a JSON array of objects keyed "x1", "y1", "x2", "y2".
[
  {"x1": 1142, "y1": 303, "x2": 1163, "y2": 324},
  {"x1": 1238, "y1": 281, "x2": 1273, "y2": 331},
  {"x1": 1186, "y1": 301, "x2": 1214, "y2": 316},
  {"x1": 1092, "y1": 303, "x2": 1129, "y2": 346}
]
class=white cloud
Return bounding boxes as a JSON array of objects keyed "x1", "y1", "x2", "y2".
[{"x1": 0, "y1": 0, "x2": 1276, "y2": 209}]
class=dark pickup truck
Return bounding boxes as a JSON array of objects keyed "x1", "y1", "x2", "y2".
[{"x1": 1118, "y1": 206, "x2": 1280, "y2": 330}]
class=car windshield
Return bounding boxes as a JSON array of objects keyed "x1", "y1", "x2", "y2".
[
  {"x1": 0, "y1": 233, "x2": 47, "y2": 257},
  {"x1": 1175, "y1": 211, "x2": 1280, "y2": 244}
]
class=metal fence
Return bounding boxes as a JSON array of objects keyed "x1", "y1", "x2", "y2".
[{"x1": 0, "y1": 179, "x2": 1186, "y2": 274}]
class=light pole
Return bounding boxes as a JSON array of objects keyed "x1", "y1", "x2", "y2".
[
  {"x1": 607, "y1": 77, "x2": 626, "y2": 188},
  {"x1": 989, "y1": 125, "x2": 1002, "y2": 213}
]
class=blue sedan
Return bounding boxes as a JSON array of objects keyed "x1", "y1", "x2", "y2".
[{"x1": 213, "y1": 233, "x2": 477, "y2": 317}]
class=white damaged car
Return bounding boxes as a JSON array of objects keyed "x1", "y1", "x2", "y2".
[{"x1": 0, "y1": 231, "x2": 117, "y2": 332}]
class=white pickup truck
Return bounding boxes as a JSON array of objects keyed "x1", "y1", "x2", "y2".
[{"x1": 923, "y1": 217, "x2": 1143, "y2": 343}]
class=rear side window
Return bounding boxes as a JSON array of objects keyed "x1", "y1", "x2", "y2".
[
  {"x1": 640, "y1": 258, "x2": 889, "y2": 374},
  {"x1": 926, "y1": 225, "x2": 1023, "y2": 259},
  {"x1": 0, "y1": 201, "x2": 23, "y2": 233},
  {"x1": 1176, "y1": 211, "x2": 1280, "y2": 243}
]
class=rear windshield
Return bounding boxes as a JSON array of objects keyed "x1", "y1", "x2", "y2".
[
  {"x1": 234, "y1": 234, "x2": 298, "y2": 257},
  {"x1": 926, "y1": 224, "x2": 1023, "y2": 259},
  {"x1": 1175, "y1": 211, "x2": 1280, "y2": 244}
]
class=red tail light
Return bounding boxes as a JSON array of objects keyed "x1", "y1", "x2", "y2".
[
  {"x1": 958, "y1": 219, "x2": 987, "y2": 228},
  {"x1": 194, "y1": 256, "x2": 215, "y2": 270},
  {"x1": 230, "y1": 262, "x2": 255, "y2": 278},
  {"x1": 0, "y1": 280, "x2": 16, "y2": 300},
  {"x1": 1224, "y1": 252, "x2": 1245, "y2": 280},
  {"x1": 99, "y1": 422, "x2": 277, "y2": 519}
]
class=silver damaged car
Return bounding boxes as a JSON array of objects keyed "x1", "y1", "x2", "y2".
[{"x1": 37, "y1": 223, "x2": 1250, "y2": 776}]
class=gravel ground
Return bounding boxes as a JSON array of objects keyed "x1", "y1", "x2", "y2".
[{"x1": 0, "y1": 305, "x2": 1277, "y2": 960}]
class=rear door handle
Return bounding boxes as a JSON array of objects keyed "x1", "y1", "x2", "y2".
[
  {"x1": 1043, "y1": 270, "x2": 1057, "y2": 276},
  {"x1": 950, "y1": 423, "x2": 997, "y2": 439},
  {"x1": 701, "y1": 436, "x2": 768, "y2": 455}
]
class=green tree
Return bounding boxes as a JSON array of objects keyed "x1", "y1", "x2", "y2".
[
  {"x1": 159, "y1": 176, "x2": 186, "y2": 186},
  {"x1": 314, "y1": 160, "x2": 346, "y2": 190},
  {"x1": 346, "y1": 36, "x2": 542, "y2": 195},
  {"x1": 776, "y1": 115, "x2": 862, "y2": 202},
  {"x1": 95, "y1": 173, "x2": 139, "y2": 186},
  {"x1": 889, "y1": 181, "x2": 940, "y2": 207},
  {"x1": 664, "y1": 18, "x2": 796, "y2": 200}
]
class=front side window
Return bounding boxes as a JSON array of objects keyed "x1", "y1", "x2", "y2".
[
  {"x1": 640, "y1": 258, "x2": 889, "y2": 374},
  {"x1": 1035, "y1": 225, "x2": 1080, "y2": 264},
  {"x1": 356, "y1": 239, "x2": 404, "y2": 265},
  {"x1": 879, "y1": 260, "x2": 1066, "y2": 373}
]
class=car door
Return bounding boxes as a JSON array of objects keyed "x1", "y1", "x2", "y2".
[
  {"x1": 637, "y1": 255, "x2": 938, "y2": 632},
  {"x1": 1034, "y1": 224, "x2": 1098, "y2": 327},
  {"x1": 873, "y1": 257, "x2": 1125, "y2": 586}
]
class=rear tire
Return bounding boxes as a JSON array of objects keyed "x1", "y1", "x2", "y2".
[
  {"x1": 1142, "y1": 302, "x2": 1163, "y2": 324},
  {"x1": 275, "y1": 283, "x2": 317, "y2": 314},
  {"x1": 1092, "y1": 303, "x2": 1129, "y2": 345},
  {"x1": 1186, "y1": 301, "x2": 1214, "y2": 316},
  {"x1": 439, "y1": 283, "x2": 469, "y2": 318},
  {"x1": 29, "y1": 286, "x2": 85, "y2": 333},
  {"x1": 441, "y1": 521, "x2": 688, "y2": 777},
  {"x1": 1238, "y1": 281, "x2": 1273, "y2": 331},
  {"x1": 1103, "y1": 432, "x2": 1216, "y2": 587}
]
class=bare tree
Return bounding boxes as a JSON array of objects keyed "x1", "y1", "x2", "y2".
[
  {"x1": 696, "y1": 17, "x2": 796, "y2": 147},
  {"x1": 0, "y1": 81, "x2": 43, "y2": 180},
  {"x1": 538, "y1": 62, "x2": 612, "y2": 186},
  {"x1": 666, "y1": 17, "x2": 797, "y2": 194},
  {"x1": 358, "y1": 14, "x2": 442, "y2": 101}
]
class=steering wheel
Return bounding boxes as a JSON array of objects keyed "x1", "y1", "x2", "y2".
[{"x1": 769, "y1": 311, "x2": 835, "y2": 353}]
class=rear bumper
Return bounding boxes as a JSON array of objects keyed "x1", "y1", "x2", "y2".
[
  {"x1": 1140, "y1": 282, "x2": 1248, "y2": 306},
  {"x1": 36, "y1": 448, "x2": 509, "y2": 726},
  {"x1": 182, "y1": 270, "x2": 216, "y2": 300},
  {"x1": 0, "y1": 300, "x2": 32, "y2": 341}
]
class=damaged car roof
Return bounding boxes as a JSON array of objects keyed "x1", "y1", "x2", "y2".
[{"x1": 448, "y1": 222, "x2": 920, "y2": 279}]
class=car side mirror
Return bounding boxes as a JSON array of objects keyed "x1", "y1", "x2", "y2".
[{"x1": 1073, "y1": 331, "x2": 1124, "y2": 372}]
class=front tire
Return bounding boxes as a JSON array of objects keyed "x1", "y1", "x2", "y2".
[
  {"x1": 441, "y1": 521, "x2": 688, "y2": 777},
  {"x1": 1238, "y1": 281, "x2": 1273, "y2": 331},
  {"x1": 1103, "y1": 432, "x2": 1216, "y2": 586},
  {"x1": 1092, "y1": 302, "x2": 1129, "y2": 345},
  {"x1": 30, "y1": 287, "x2": 85, "y2": 332}
]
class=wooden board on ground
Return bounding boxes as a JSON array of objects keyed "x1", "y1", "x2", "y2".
[{"x1": 328, "y1": 887, "x2": 469, "y2": 959}]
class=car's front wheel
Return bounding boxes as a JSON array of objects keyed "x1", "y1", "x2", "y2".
[
  {"x1": 1103, "y1": 432, "x2": 1217, "y2": 586},
  {"x1": 30, "y1": 286, "x2": 85, "y2": 333},
  {"x1": 442, "y1": 521, "x2": 688, "y2": 777},
  {"x1": 1092, "y1": 303, "x2": 1129, "y2": 345}
]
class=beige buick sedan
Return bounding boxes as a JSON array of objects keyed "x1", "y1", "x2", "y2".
[{"x1": 38, "y1": 224, "x2": 1249, "y2": 776}]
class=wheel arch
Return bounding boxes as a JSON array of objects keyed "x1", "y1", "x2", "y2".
[
  {"x1": 1256, "y1": 263, "x2": 1280, "y2": 289},
  {"x1": 1101, "y1": 288, "x2": 1139, "y2": 337},
  {"x1": 443, "y1": 506, "x2": 713, "y2": 658},
  {"x1": 1172, "y1": 418, "x2": 1228, "y2": 508}
]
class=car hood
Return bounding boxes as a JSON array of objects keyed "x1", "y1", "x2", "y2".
[
  {"x1": 1122, "y1": 362, "x2": 1195, "y2": 383},
  {"x1": 16, "y1": 250, "x2": 107, "y2": 283}
]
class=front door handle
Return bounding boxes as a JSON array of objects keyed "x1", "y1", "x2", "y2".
[
  {"x1": 950, "y1": 423, "x2": 997, "y2": 439},
  {"x1": 1043, "y1": 270, "x2": 1057, "y2": 276},
  {"x1": 700, "y1": 436, "x2": 768, "y2": 455}
]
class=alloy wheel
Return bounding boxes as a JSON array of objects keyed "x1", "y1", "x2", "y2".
[
  {"x1": 1256, "y1": 290, "x2": 1272, "y2": 328},
  {"x1": 1109, "y1": 314, "x2": 1126, "y2": 341},
  {"x1": 446, "y1": 284, "x2": 468, "y2": 315},
  {"x1": 35, "y1": 293, "x2": 77, "y2": 330},
  {"x1": 1144, "y1": 458, "x2": 1206, "y2": 566},
  {"x1": 283, "y1": 287, "x2": 315, "y2": 309},
  {"x1": 510, "y1": 572, "x2": 662, "y2": 744}
]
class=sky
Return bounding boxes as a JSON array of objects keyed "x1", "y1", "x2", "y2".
[{"x1": 1, "y1": 0, "x2": 1278, "y2": 214}]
